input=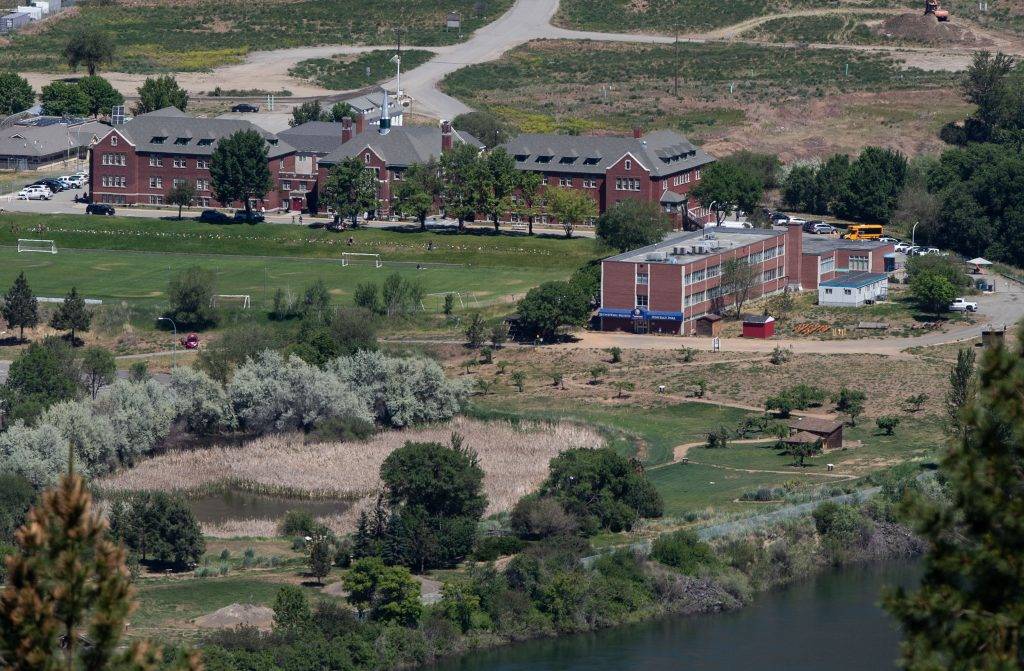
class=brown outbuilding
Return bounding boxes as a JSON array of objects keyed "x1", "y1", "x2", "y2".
[{"x1": 787, "y1": 417, "x2": 844, "y2": 451}]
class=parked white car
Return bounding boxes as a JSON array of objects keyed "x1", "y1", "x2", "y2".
[
  {"x1": 921, "y1": 247, "x2": 943, "y2": 256},
  {"x1": 17, "y1": 186, "x2": 52, "y2": 200},
  {"x1": 879, "y1": 236, "x2": 900, "y2": 244},
  {"x1": 60, "y1": 175, "x2": 84, "y2": 189},
  {"x1": 949, "y1": 298, "x2": 979, "y2": 312},
  {"x1": 894, "y1": 242, "x2": 913, "y2": 253}
]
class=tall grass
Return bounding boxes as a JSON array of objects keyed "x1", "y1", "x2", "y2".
[{"x1": 98, "y1": 418, "x2": 604, "y2": 536}]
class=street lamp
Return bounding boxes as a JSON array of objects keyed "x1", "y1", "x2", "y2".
[
  {"x1": 912, "y1": 221, "x2": 920, "y2": 247},
  {"x1": 156, "y1": 316, "x2": 178, "y2": 366}
]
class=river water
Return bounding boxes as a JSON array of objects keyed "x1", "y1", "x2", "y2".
[{"x1": 432, "y1": 562, "x2": 919, "y2": 671}]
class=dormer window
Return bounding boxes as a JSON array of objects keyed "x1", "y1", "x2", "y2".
[
  {"x1": 514, "y1": 154, "x2": 528, "y2": 161},
  {"x1": 151, "y1": 136, "x2": 166, "y2": 144},
  {"x1": 559, "y1": 156, "x2": 577, "y2": 164},
  {"x1": 173, "y1": 137, "x2": 189, "y2": 145},
  {"x1": 583, "y1": 157, "x2": 599, "y2": 165},
  {"x1": 535, "y1": 155, "x2": 551, "y2": 164},
  {"x1": 197, "y1": 138, "x2": 213, "y2": 146},
  {"x1": 268, "y1": 139, "x2": 278, "y2": 145}
]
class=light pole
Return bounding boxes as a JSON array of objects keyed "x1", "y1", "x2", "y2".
[
  {"x1": 912, "y1": 221, "x2": 920, "y2": 247},
  {"x1": 156, "y1": 316, "x2": 178, "y2": 367}
]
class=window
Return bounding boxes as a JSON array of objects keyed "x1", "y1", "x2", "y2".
[
  {"x1": 559, "y1": 156, "x2": 576, "y2": 164},
  {"x1": 685, "y1": 290, "x2": 707, "y2": 307},
  {"x1": 583, "y1": 157, "x2": 599, "y2": 165},
  {"x1": 197, "y1": 138, "x2": 214, "y2": 146},
  {"x1": 151, "y1": 136, "x2": 166, "y2": 144},
  {"x1": 844, "y1": 289, "x2": 852, "y2": 295},
  {"x1": 535, "y1": 155, "x2": 551, "y2": 164},
  {"x1": 196, "y1": 159, "x2": 209, "y2": 169},
  {"x1": 825, "y1": 288, "x2": 833, "y2": 295},
  {"x1": 582, "y1": 179, "x2": 597, "y2": 189},
  {"x1": 636, "y1": 273, "x2": 649, "y2": 286},
  {"x1": 148, "y1": 156, "x2": 162, "y2": 167},
  {"x1": 636, "y1": 294, "x2": 648, "y2": 308},
  {"x1": 624, "y1": 159, "x2": 632, "y2": 171},
  {"x1": 149, "y1": 177, "x2": 162, "y2": 189},
  {"x1": 149, "y1": 195, "x2": 164, "y2": 205},
  {"x1": 111, "y1": 135, "x2": 120, "y2": 147},
  {"x1": 673, "y1": 172, "x2": 692, "y2": 186},
  {"x1": 695, "y1": 169, "x2": 702, "y2": 179},
  {"x1": 298, "y1": 181, "x2": 308, "y2": 191},
  {"x1": 173, "y1": 158, "x2": 186, "y2": 168},
  {"x1": 615, "y1": 178, "x2": 640, "y2": 191},
  {"x1": 101, "y1": 176, "x2": 126, "y2": 188},
  {"x1": 364, "y1": 152, "x2": 371, "y2": 164},
  {"x1": 558, "y1": 177, "x2": 571, "y2": 187},
  {"x1": 282, "y1": 181, "x2": 292, "y2": 191},
  {"x1": 514, "y1": 154, "x2": 528, "y2": 161},
  {"x1": 174, "y1": 137, "x2": 190, "y2": 146},
  {"x1": 849, "y1": 255, "x2": 869, "y2": 271},
  {"x1": 196, "y1": 179, "x2": 209, "y2": 191},
  {"x1": 819, "y1": 256, "x2": 836, "y2": 276},
  {"x1": 101, "y1": 153, "x2": 126, "y2": 166},
  {"x1": 173, "y1": 179, "x2": 186, "y2": 188},
  {"x1": 762, "y1": 267, "x2": 780, "y2": 282},
  {"x1": 686, "y1": 268, "x2": 706, "y2": 285},
  {"x1": 705, "y1": 264, "x2": 721, "y2": 279}
]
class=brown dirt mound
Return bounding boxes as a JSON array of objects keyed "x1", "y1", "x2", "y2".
[
  {"x1": 194, "y1": 603, "x2": 274, "y2": 631},
  {"x1": 876, "y1": 12, "x2": 991, "y2": 46}
]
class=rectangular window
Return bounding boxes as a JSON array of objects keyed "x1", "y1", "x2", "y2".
[
  {"x1": 149, "y1": 195, "x2": 165, "y2": 205},
  {"x1": 624, "y1": 159, "x2": 632, "y2": 171},
  {"x1": 686, "y1": 268, "x2": 706, "y2": 285},
  {"x1": 149, "y1": 156, "x2": 162, "y2": 167},
  {"x1": 196, "y1": 179, "x2": 208, "y2": 191},
  {"x1": 559, "y1": 178, "x2": 570, "y2": 187},
  {"x1": 173, "y1": 178, "x2": 186, "y2": 188},
  {"x1": 282, "y1": 181, "x2": 292, "y2": 191},
  {"x1": 825, "y1": 288, "x2": 833, "y2": 294},
  {"x1": 635, "y1": 294, "x2": 648, "y2": 308},
  {"x1": 819, "y1": 256, "x2": 836, "y2": 276},
  {"x1": 110, "y1": 136, "x2": 118, "y2": 146},
  {"x1": 173, "y1": 158, "x2": 187, "y2": 168},
  {"x1": 149, "y1": 177, "x2": 162, "y2": 189},
  {"x1": 685, "y1": 290, "x2": 707, "y2": 307},
  {"x1": 705, "y1": 264, "x2": 721, "y2": 279},
  {"x1": 849, "y1": 255, "x2": 869, "y2": 271},
  {"x1": 636, "y1": 273, "x2": 649, "y2": 286},
  {"x1": 844, "y1": 289, "x2": 853, "y2": 295},
  {"x1": 762, "y1": 267, "x2": 779, "y2": 282},
  {"x1": 196, "y1": 159, "x2": 209, "y2": 170}
]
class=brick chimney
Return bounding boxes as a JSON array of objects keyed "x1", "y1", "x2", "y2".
[
  {"x1": 355, "y1": 111, "x2": 367, "y2": 135},
  {"x1": 441, "y1": 119, "x2": 453, "y2": 152},
  {"x1": 633, "y1": 126, "x2": 643, "y2": 139},
  {"x1": 785, "y1": 220, "x2": 804, "y2": 290},
  {"x1": 341, "y1": 116, "x2": 353, "y2": 144}
]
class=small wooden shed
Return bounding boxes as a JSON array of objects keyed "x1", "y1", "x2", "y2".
[
  {"x1": 788, "y1": 417, "x2": 844, "y2": 451},
  {"x1": 694, "y1": 313, "x2": 723, "y2": 337},
  {"x1": 742, "y1": 314, "x2": 775, "y2": 339}
]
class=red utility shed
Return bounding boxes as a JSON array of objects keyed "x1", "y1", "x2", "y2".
[{"x1": 742, "y1": 315, "x2": 775, "y2": 339}]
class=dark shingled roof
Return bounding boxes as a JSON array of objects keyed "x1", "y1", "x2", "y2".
[
  {"x1": 103, "y1": 107, "x2": 294, "y2": 158},
  {"x1": 784, "y1": 431, "x2": 823, "y2": 444},
  {"x1": 789, "y1": 417, "x2": 844, "y2": 435},
  {"x1": 277, "y1": 121, "x2": 347, "y2": 155},
  {"x1": 500, "y1": 129, "x2": 714, "y2": 177},
  {"x1": 319, "y1": 125, "x2": 483, "y2": 168}
]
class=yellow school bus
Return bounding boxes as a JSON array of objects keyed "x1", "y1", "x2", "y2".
[{"x1": 843, "y1": 224, "x2": 883, "y2": 240}]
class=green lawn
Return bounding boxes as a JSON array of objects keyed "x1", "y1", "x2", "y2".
[
  {"x1": 470, "y1": 400, "x2": 756, "y2": 465},
  {"x1": 0, "y1": 213, "x2": 605, "y2": 269},
  {"x1": 1, "y1": 0, "x2": 512, "y2": 73},
  {"x1": 290, "y1": 49, "x2": 435, "y2": 90}
]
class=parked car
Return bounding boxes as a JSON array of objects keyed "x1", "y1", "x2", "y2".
[
  {"x1": 180, "y1": 333, "x2": 200, "y2": 349},
  {"x1": 771, "y1": 212, "x2": 791, "y2": 223},
  {"x1": 803, "y1": 221, "x2": 835, "y2": 235},
  {"x1": 231, "y1": 103, "x2": 259, "y2": 113},
  {"x1": 949, "y1": 298, "x2": 978, "y2": 312},
  {"x1": 921, "y1": 247, "x2": 943, "y2": 256},
  {"x1": 17, "y1": 186, "x2": 52, "y2": 200},
  {"x1": 906, "y1": 246, "x2": 924, "y2": 256},
  {"x1": 197, "y1": 209, "x2": 231, "y2": 223},
  {"x1": 233, "y1": 210, "x2": 264, "y2": 224},
  {"x1": 85, "y1": 203, "x2": 115, "y2": 215},
  {"x1": 878, "y1": 236, "x2": 900, "y2": 244},
  {"x1": 61, "y1": 175, "x2": 84, "y2": 189},
  {"x1": 31, "y1": 178, "x2": 65, "y2": 192},
  {"x1": 894, "y1": 242, "x2": 913, "y2": 253}
]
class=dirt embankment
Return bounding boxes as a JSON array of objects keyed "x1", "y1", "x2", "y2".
[{"x1": 876, "y1": 12, "x2": 992, "y2": 46}]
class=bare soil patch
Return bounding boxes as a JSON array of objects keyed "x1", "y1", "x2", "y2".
[
  {"x1": 876, "y1": 12, "x2": 991, "y2": 45},
  {"x1": 194, "y1": 604, "x2": 274, "y2": 631}
]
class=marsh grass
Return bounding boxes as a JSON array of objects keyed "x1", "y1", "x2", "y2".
[{"x1": 98, "y1": 418, "x2": 604, "y2": 536}]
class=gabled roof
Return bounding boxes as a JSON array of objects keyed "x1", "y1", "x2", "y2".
[
  {"x1": 107, "y1": 108, "x2": 294, "y2": 158},
  {"x1": 789, "y1": 417, "x2": 844, "y2": 435},
  {"x1": 319, "y1": 125, "x2": 483, "y2": 168},
  {"x1": 819, "y1": 272, "x2": 888, "y2": 289},
  {"x1": 277, "y1": 121, "x2": 347, "y2": 155},
  {"x1": 784, "y1": 431, "x2": 823, "y2": 444},
  {"x1": 501, "y1": 129, "x2": 714, "y2": 177},
  {"x1": 0, "y1": 120, "x2": 106, "y2": 158}
]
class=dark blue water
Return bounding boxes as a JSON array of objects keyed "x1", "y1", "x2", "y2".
[{"x1": 432, "y1": 562, "x2": 919, "y2": 671}]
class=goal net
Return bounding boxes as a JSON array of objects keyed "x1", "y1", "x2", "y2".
[
  {"x1": 421, "y1": 291, "x2": 466, "y2": 312},
  {"x1": 211, "y1": 294, "x2": 251, "y2": 309},
  {"x1": 17, "y1": 239, "x2": 57, "y2": 254},
  {"x1": 341, "y1": 252, "x2": 382, "y2": 268}
]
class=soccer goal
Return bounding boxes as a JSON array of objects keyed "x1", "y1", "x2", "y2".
[
  {"x1": 341, "y1": 252, "x2": 382, "y2": 268},
  {"x1": 17, "y1": 239, "x2": 57, "y2": 254},
  {"x1": 211, "y1": 294, "x2": 251, "y2": 309},
  {"x1": 421, "y1": 291, "x2": 466, "y2": 312}
]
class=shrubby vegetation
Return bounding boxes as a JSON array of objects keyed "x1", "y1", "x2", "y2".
[{"x1": 109, "y1": 491, "x2": 206, "y2": 567}]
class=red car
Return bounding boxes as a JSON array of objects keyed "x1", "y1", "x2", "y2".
[{"x1": 180, "y1": 333, "x2": 200, "y2": 349}]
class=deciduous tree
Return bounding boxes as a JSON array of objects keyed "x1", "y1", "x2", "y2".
[
  {"x1": 77, "y1": 75, "x2": 124, "y2": 117},
  {"x1": 134, "y1": 74, "x2": 188, "y2": 114},
  {"x1": 0, "y1": 72, "x2": 34, "y2": 116},
  {"x1": 516, "y1": 280, "x2": 591, "y2": 342},
  {"x1": 166, "y1": 265, "x2": 218, "y2": 329},
  {"x1": 80, "y1": 346, "x2": 115, "y2": 399},
  {"x1": 439, "y1": 143, "x2": 481, "y2": 231},
  {"x1": 210, "y1": 129, "x2": 274, "y2": 218},
  {"x1": 596, "y1": 199, "x2": 671, "y2": 251},
  {"x1": 63, "y1": 28, "x2": 115, "y2": 75},
  {"x1": 322, "y1": 156, "x2": 379, "y2": 227},
  {"x1": 720, "y1": 258, "x2": 758, "y2": 317},
  {"x1": 452, "y1": 110, "x2": 509, "y2": 148},
  {"x1": 166, "y1": 180, "x2": 197, "y2": 219},
  {"x1": 39, "y1": 80, "x2": 89, "y2": 117},
  {"x1": 393, "y1": 160, "x2": 440, "y2": 228},
  {"x1": 692, "y1": 160, "x2": 763, "y2": 223},
  {"x1": 545, "y1": 186, "x2": 597, "y2": 239}
]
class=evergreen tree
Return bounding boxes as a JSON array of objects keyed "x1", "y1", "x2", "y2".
[
  {"x1": 49, "y1": 286, "x2": 91, "y2": 344},
  {"x1": 885, "y1": 328, "x2": 1024, "y2": 669},
  {"x1": 946, "y1": 347, "x2": 976, "y2": 436},
  {"x1": 2, "y1": 272, "x2": 39, "y2": 341},
  {"x1": 307, "y1": 534, "x2": 333, "y2": 585},
  {"x1": 0, "y1": 473, "x2": 202, "y2": 670},
  {"x1": 1, "y1": 339, "x2": 80, "y2": 423}
]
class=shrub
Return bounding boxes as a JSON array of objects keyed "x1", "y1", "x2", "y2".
[
  {"x1": 94, "y1": 379, "x2": 176, "y2": 466},
  {"x1": 0, "y1": 421, "x2": 73, "y2": 488},
  {"x1": 169, "y1": 366, "x2": 236, "y2": 435},
  {"x1": 273, "y1": 585, "x2": 312, "y2": 630},
  {"x1": 108, "y1": 491, "x2": 205, "y2": 567},
  {"x1": 650, "y1": 530, "x2": 718, "y2": 575},
  {"x1": 876, "y1": 415, "x2": 900, "y2": 435},
  {"x1": 307, "y1": 415, "x2": 376, "y2": 443},
  {"x1": 812, "y1": 501, "x2": 874, "y2": 563},
  {"x1": 280, "y1": 509, "x2": 318, "y2": 537},
  {"x1": 510, "y1": 495, "x2": 579, "y2": 540},
  {"x1": 38, "y1": 400, "x2": 118, "y2": 476},
  {"x1": 165, "y1": 265, "x2": 219, "y2": 329},
  {"x1": 0, "y1": 473, "x2": 36, "y2": 543},
  {"x1": 472, "y1": 535, "x2": 526, "y2": 562}
]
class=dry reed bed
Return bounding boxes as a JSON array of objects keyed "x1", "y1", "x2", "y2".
[{"x1": 98, "y1": 418, "x2": 604, "y2": 537}]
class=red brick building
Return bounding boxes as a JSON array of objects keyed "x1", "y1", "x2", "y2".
[
  {"x1": 800, "y1": 238, "x2": 895, "y2": 290},
  {"x1": 501, "y1": 129, "x2": 716, "y2": 228},
  {"x1": 88, "y1": 107, "x2": 299, "y2": 209},
  {"x1": 313, "y1": 119, "x2": 483, "y2": 217},
  {"x1": 599, "y1": 224, "x2": 803, "y2": 335}
]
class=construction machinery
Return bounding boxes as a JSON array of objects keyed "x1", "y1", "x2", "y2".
[{"x1": 925, "y1": 0, "x2": 950, "y2": 21}]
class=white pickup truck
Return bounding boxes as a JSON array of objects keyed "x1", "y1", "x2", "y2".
[{"x1": 949, "y1": 298, "x2": 979, "y2": 312}]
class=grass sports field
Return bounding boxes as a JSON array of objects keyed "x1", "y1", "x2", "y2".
[{"x1": 0, "y1": 213, "x2": 604, "y2": 313}]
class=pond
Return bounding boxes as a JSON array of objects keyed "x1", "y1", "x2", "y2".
[
  {"x1": 431, "y1": 561, "x2": 920, "y2": 671},
  {"x1": 186, "y1": 490, "x2": 352, "y2": 527}
]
